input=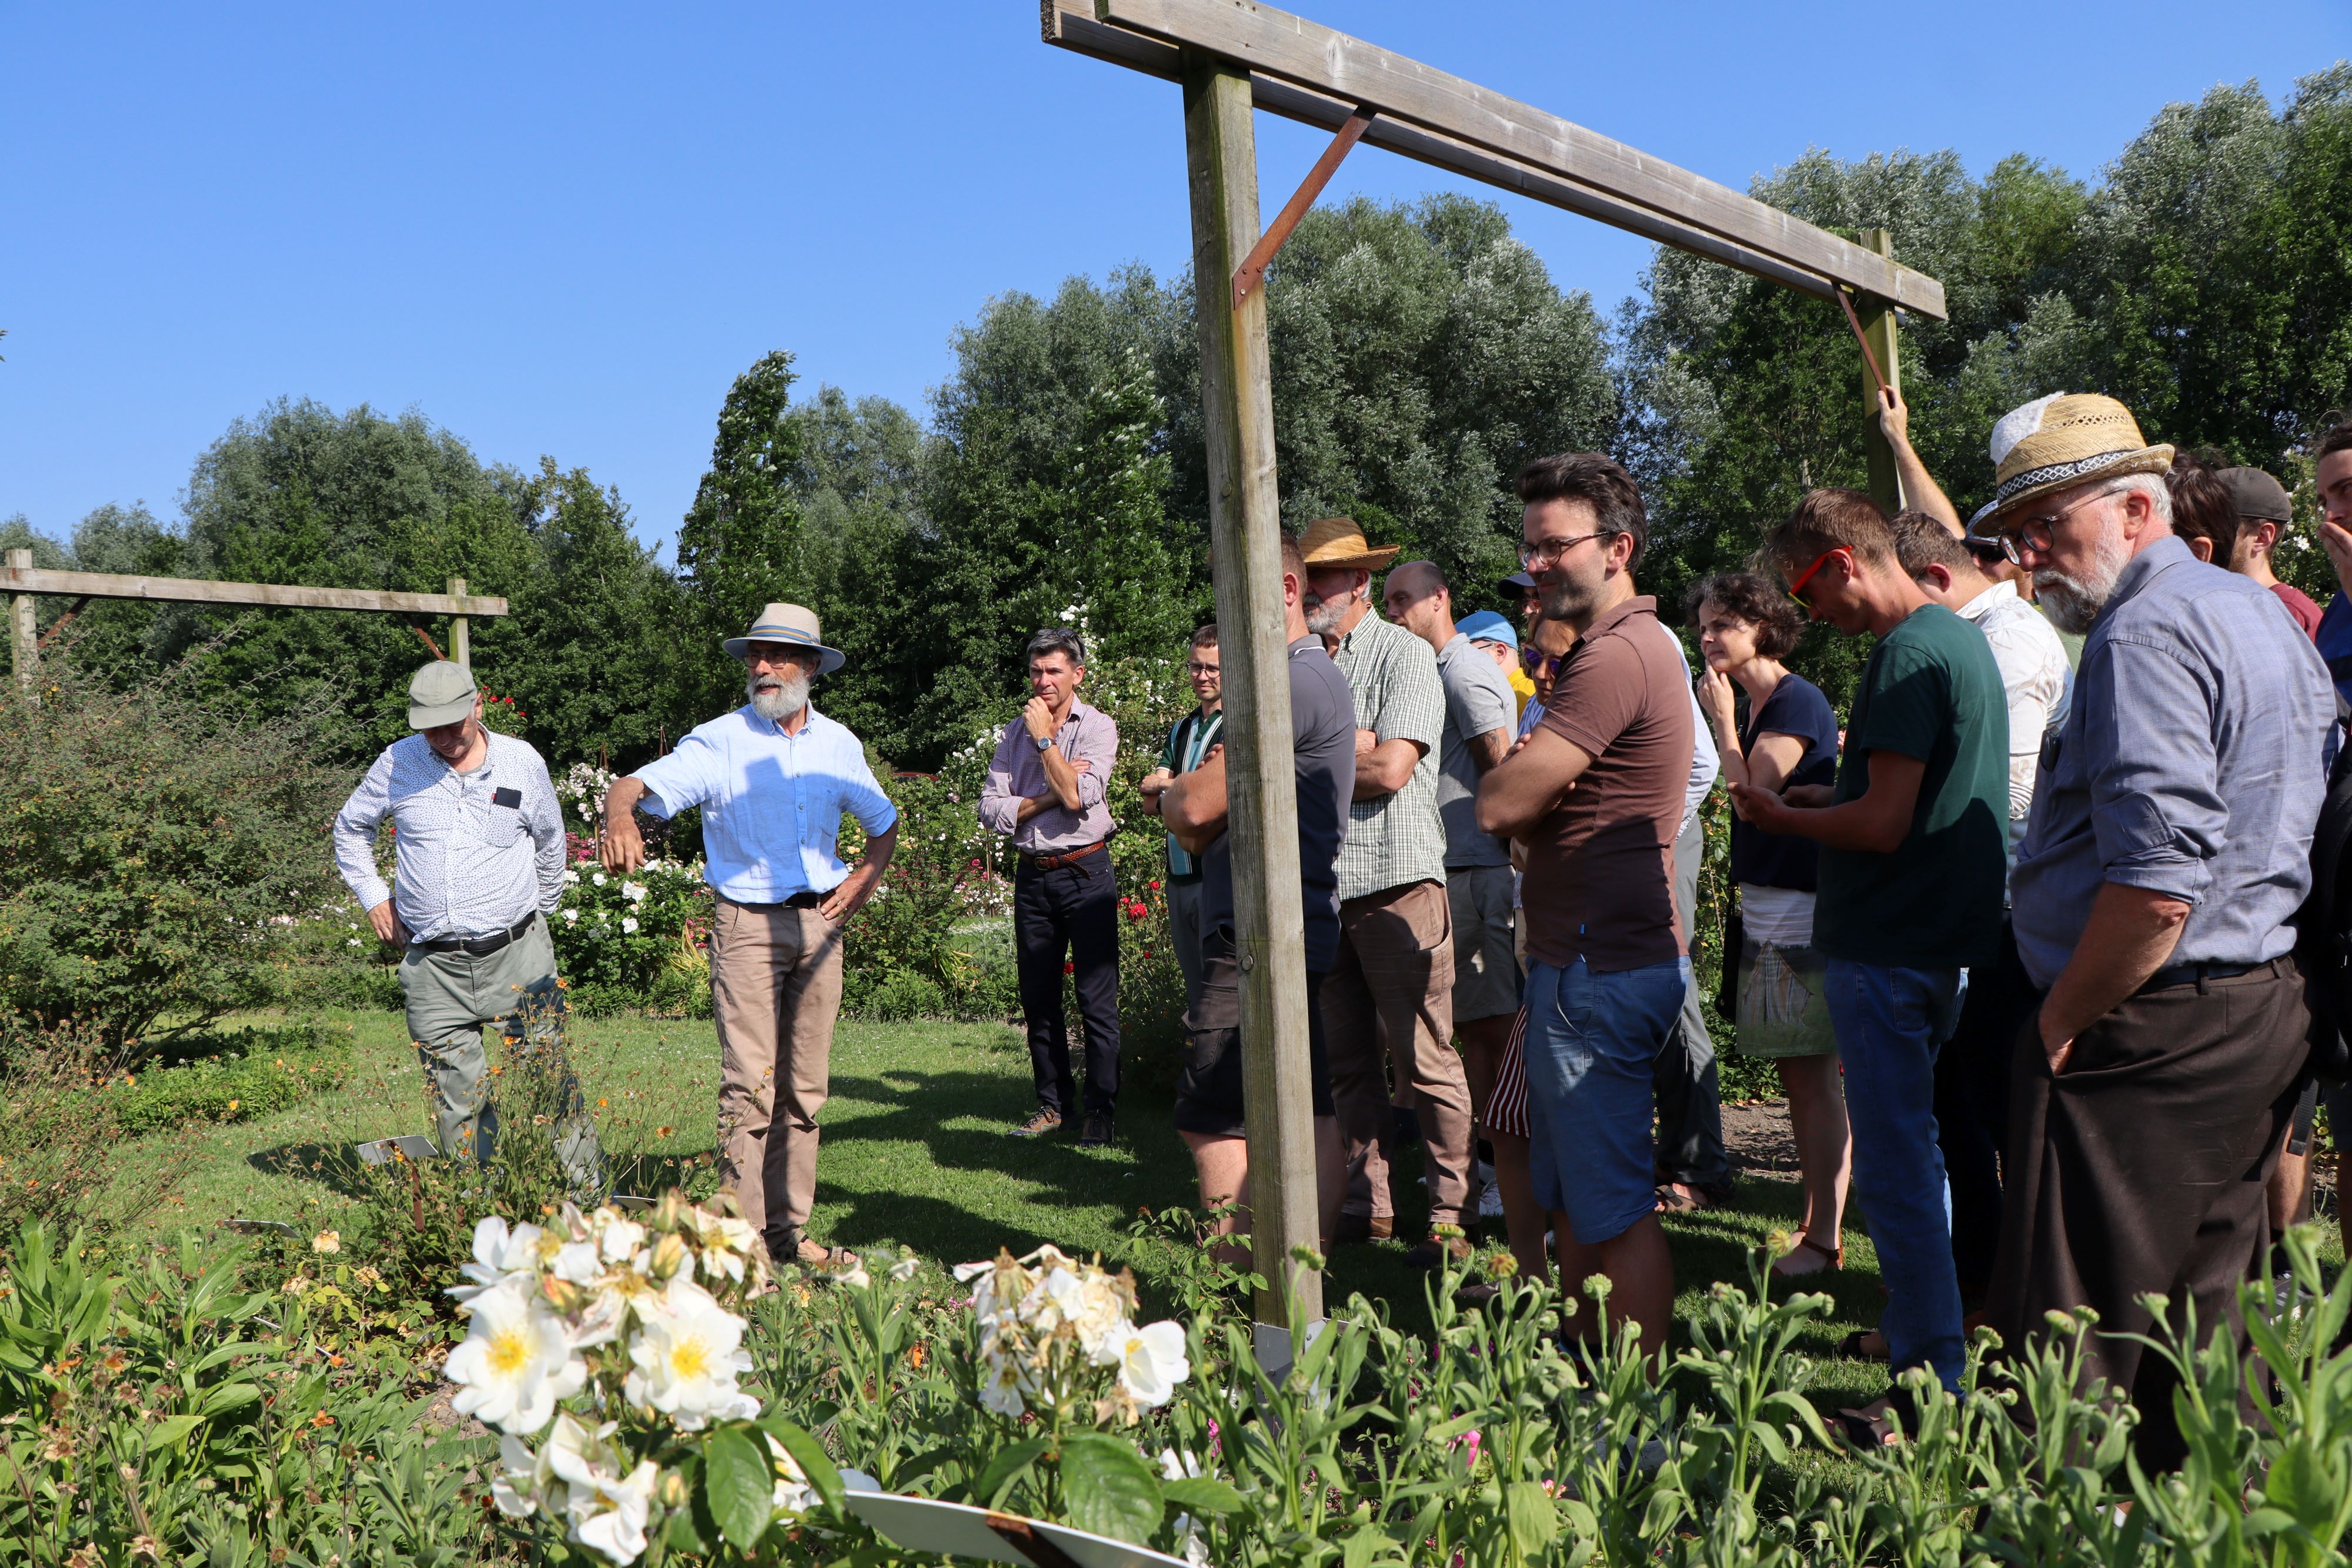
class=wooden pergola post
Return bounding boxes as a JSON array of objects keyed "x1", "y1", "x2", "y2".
[
  {"x1": 8, "y1": 549, "x2": 35, "y2": 701},
  {"x1": 1181, "y1": 50, "x2": 1324, "y2": 1333},
  {"x1": 447, "y1": 576, "x2": 472, "y2": 667},
  {"x1": 1856, "y1": 228, "x2": 1906, "y2": 516}
]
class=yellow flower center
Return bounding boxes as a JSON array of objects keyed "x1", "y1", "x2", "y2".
[
  {"x1": 669, "y1": 1335, "x2": 710, "y2": 1381},
  {"x1": 487, "y1": 1325, "x2": 534, "y2": 1375}
]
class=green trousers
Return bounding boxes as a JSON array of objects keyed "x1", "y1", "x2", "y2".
[{"x1": 399, "y1": 913, "x2": 605, "y2": 1192}]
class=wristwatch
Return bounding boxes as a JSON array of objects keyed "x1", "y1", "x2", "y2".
[{"x1": 1035, "y1": 734, "x2": 1054, "y2": 753}]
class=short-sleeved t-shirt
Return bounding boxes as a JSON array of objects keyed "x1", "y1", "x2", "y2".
[
  {"x1": 1729, "y1": 674, "x2": 1839, "y2": 892},
  {"x1": 1520, "y1": 596, "x2": 1695, "y2": 972},
  {"x1": 1813, "y1": 604, "x2": 2010, "y2": 968},
  {"x1": 1434, "y1": 631, "x2": 1516, "y2": 870},
  {"x1": 2271, "y1": 581, "x2": 2324, "y2": 640},
  {"x1": 1201, "y1": 637, "x2": 1358, "y2": 974}
]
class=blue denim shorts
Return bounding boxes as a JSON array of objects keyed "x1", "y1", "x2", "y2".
[{"x1": 1523, "y1": 955, "x2": 1691, "y2": 1244}]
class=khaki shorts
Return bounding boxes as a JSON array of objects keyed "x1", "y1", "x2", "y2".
[{"x1": 1446, "y1": 865, "x2": 1520, "y2": 1024}]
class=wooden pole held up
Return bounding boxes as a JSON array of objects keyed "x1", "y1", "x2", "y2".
[
  {"x1": 447, "y1": 576, "x2": 471, "y2": 668},
  {"x1": 1856, "y1": 229, "x2": 1905, "y2": 516},
  {"x1": 8, "y1": 549, "x2": 36, "y2": 703},
  {"x1": 1181, "y1": 49, "x2": 1324, "y2": 1330}
]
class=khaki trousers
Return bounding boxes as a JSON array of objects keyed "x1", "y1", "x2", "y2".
[
  {"x1": 710, "y1": 897, "x2": 846, "y2": 1253},
  {"x1": 1322, "y1": 878, "x2": 1474, "y2": 1229}
]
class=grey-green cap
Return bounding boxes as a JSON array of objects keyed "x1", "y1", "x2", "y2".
[
  {"x1": 407, "y1": 660, "x2": 478, "y2": 729},
  {"x1": 2219, "y1": 466, "x2": 2293, "y2": 524}
]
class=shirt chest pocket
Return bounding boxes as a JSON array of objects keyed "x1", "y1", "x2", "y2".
[{"x1": 474, "y1": 792, "x2": 527, "y2": 849}]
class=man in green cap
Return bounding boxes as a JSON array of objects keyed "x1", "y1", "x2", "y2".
[{"x1": 333, "y1": 660, "x2": 603, "y2": 1186}]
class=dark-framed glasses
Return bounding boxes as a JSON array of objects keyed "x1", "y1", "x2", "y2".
[
  {"x1": 1518, "y1": 530, "x2": 1614, "y2": 570},
  {"x1": 1996, "y1": 482, "x2": 2126, "y2": 566}
]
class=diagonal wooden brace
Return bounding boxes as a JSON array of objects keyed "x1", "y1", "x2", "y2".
[{"x1": 1231, "y1": 106, "x2": 1375, "y2": 309}]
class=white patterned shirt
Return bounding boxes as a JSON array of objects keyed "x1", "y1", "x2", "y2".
[
  {"x1": 1330, "y1": 610, "x2": 1448, "y2": 901},
  {"x1": 1956, "y1": 579, "x2": 2073, "y2": 862},
  {"x1": 333, "y1": 731, "x2": 566, "y2": 940}
]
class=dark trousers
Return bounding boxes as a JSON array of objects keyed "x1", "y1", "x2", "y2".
[
  {"x1": 1933, "y1": 921, "x2": 2036, "y2": 1298},
  {"x1": 1014, "y1": 853, "x2": 1121, "y2": 1116},
  {"x1": 1654, "y1": 811, "x2": 1730, "y2": 1191},
  {"x1": 1987, "y1": 959, "x2": 2307, "y2": 1471}
]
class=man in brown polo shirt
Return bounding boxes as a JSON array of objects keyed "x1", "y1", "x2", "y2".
[{"x1": 1478, "y1": 453, "x2": 1694, "y2": 1354}]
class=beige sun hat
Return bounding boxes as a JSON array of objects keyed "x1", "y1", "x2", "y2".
[
  {"x1": 1984, "y1": 392, "x2": 2175, "y2": 523},
  {"x1": 721, "y1": 603, "x2": 844, "y2": 674},
  {"x1": 1298, "y1": 516, "x2": 1402, "y2": 571}
]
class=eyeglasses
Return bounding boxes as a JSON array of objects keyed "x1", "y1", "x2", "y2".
[
  {"x1": 1185, "y1": 661, "x2": 1220, "y2": 676},
  {"x1": 1518, "y1": 531, "x2": 1615, "y2": 570},
  {"x1": 1525, "y1": 648, "x2": 1565, "y2": 677},
  {"x1": 1996, "y1": 483, "x2": 2127, "y2": 566},
  {"x1": 1784, "y1": 546, "x2": 1850, "y2": 607}
]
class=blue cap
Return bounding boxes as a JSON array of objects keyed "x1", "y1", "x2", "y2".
[{"x1": 1456, "y1": 610, "x2": 1518, "y2": 650}]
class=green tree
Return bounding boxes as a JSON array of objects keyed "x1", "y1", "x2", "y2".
[{"x1": 675, "y1": 350, "x2": 811, "y2": 717}]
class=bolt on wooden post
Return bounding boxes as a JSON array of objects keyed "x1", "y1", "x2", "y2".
[{"x1": 1181, "y1": 49, "x2": 1324, "y2": 1332}]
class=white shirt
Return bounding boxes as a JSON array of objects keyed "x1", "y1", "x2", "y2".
[
  {"x1": 631, "y1": 703, "x2": 898, "y2": 905},
  {"x1": 1957, "y1": 579, "x2": 2073, "y2": 859},
  {"x1": 333, "y1": 731, "x2": 566, "y2": 940}
]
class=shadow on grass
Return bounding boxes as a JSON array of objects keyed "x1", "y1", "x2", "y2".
[{"x1": 247, "y1": 1141, "x2": 372, "y2": 1199}]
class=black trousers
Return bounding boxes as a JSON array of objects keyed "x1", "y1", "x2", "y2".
[
  {"x1": 1933, "y1": 921, "x2": 2037, "y2": 1298},
  {"x1": 1987, "y1": 959, "x2": 2307, "y2": 1472},
  {"x1": 1015, "y1": 852, "x2": 1121, "y2": 1116}
]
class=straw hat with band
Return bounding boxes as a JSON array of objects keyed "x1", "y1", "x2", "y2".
[
  {"x1": 1298, "y1": 516, "x2": 1401, "y2": 571},
  {"x1": 1979, "y1": 392, "x2": 2175, "y2": 527},
  {"x1": 722, "y1": 603, "x2": 845, "y2": 675}
]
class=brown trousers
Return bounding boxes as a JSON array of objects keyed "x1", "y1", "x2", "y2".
[
  {"x1": 1986, "y1": 958, "x2": 2306, "y2": 1469},
  {"x1": 710, "y1": 897, "x2": 846, "y2": 1254},
  {"x1": 1322, "y1": 878, "x2": 1474, "y2": 1229}
]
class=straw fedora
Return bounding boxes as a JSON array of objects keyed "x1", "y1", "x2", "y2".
[
  {"x1": 1299, "y1": 516, "x2": 1401, "y2": 571},
  {"x1": 722, "y1": 603, "x2": 844, "y2": 674},
  {"x1": 1984, "y1": 392, "x2": 2175, "y2": 523}
]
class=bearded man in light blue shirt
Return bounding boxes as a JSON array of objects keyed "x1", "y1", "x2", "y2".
[{"x1": 604, "y1": 604, "x2": 898, "y2": 1266}]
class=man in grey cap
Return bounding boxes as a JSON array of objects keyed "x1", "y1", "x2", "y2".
[
  {"x1": 2221, "y1": 466, "x2": 2323, "y2": 638},
  {"x1": 333, "y1": 660, "x2": 602, "y2": 1186}
]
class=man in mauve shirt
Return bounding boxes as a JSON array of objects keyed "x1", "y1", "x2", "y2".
[{"x1": 1477, "y1": 452, "x2": 1694, "y2": 1355}]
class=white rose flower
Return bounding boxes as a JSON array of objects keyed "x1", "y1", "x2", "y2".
[
  {"x1": 592, "y1": 872, "x2": 607, "y2": 886},
  {"x1": 550, "y1": 1241, "x2": 603, "y2": 1286},
  {"x1": 767, "y1": 1433, "x2": 817, "y2": 1517},
  {"x1": 623, "y1": 1276, "x2": 759, "y2": 1431},
  {"x1": 563, "y1": 868, "x2": 581, "y2": 885},
  {"x1": 890, "y1": 1255, "x2": 920, "y2": 1283},
  {"x1": 1110, "y1": 1320, "x2": 1190, "y2": 1409},
  {"x1": 622, "y1": 917, "x2": 640, "y2": 935},
  {"x1": 622, "y1": 881, "x2": 648, "y2": 904},
  {"x1": 978, "y1": 1355, "x2": 1027, "y2": 1417},
  {"x1": 547, "y1": 1419, "x2": 658, "y2": 1567},
  {"x1": 444, "y1": 1281, "x2": 588, "y2": 1435},
  {"x1": 597, "y1": 1218, "x2": 647, "y2": 1265},
  {"x1": 492, "y1": 1425, "x2": 568, "y2": 1518},
  {"x1": 450, "y1": 1216, "x2": 546, "y2": 1305},
  {"x1": 563, "y1": 909, "x2": 580, "y2": 925}
]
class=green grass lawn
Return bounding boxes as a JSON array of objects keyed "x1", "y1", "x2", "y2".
[{"x1": 109, "y1": 1007, "x2": 2052, "y2": 1413}]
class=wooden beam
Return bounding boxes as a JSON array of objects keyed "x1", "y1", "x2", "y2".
[
  {"x1": 1855, "y1": 229, "x2": 1906, "y2": 514},
  {"x1": 447, "y1": 576, "x2": 473, "y2": 667},
  {"x1": 1078, "y1": 0, "x2": 1949, "y2": 319},
  {"x1": 1182, "y1": 47, "x2": 1324, "y2": 1330},
  {"x1": 7, "y1": 550, "x2": 35, "y2": 701},
  {"x1": 0, "y1": 565, "x2": 509, "y2": 618},
  {"x1": 1042, "y1": 1, "x2": 1919, "y2": 310}
]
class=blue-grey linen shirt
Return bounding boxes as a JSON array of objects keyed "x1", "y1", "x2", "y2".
[
  {"x1": 2011, "y1": 534, "x2": 2333, "y2": 989},
  {"x1": 333, "y1": 731, "x2": 566, "y2": 940},
  {"x1": 630, "y1": 703, "x2": 899, "y2": 905}
]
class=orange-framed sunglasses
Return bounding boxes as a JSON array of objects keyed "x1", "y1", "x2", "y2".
[{"x1": 1785, "y1": 545, "x2": 1851, "y2": 607}]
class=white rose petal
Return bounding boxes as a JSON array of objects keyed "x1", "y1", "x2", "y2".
[
  {"x1": 1112, "y1": 1320, "x2": 1190, "y2": 1409},
  {"x1": 622, "y1": 1276, "x2": 759, "y2": 1432},
  {"x1": 444, "y1": 1281, "x2": 588, "y2": 1435}
]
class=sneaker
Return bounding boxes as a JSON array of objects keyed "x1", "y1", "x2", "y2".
[
  {"x1": 1010, "y1": 1109, "x2": 1063, "y2": 1138},
  {"x1": 1404, "y1": 1232, "x2": 1474, "y2": 1271},
  {"x1": 1077, "y1": 1112, "x2": 1115, "y2": 1148},
  {"x1": 1332, "y1": 1212, "x2": 1394, "y2": 1245},
  {"x1": 1478, "y1": 1180, "x2": 1505, "y2": 1220}
]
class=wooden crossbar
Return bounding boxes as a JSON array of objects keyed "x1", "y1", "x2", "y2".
[
  {"x1": 1043, "y1": 0, "x2": 1949, "y2": 319},
  {"x1": 1, "y1": 564, "x2": 507, "y2": 617}
]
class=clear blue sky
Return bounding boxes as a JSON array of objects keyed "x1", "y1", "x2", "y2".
[{"x1": 4, "y1": 2, "x2": 2343, "y2": 555}]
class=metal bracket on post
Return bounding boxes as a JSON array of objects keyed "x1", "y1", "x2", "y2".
[{"x1": 1231, "y1": 107, "x2": 1375, "y2": 309}]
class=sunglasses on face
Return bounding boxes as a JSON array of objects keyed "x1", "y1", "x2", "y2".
[{"x1": 1784, "y1": 546, "x2": 1850, "y2": 607}]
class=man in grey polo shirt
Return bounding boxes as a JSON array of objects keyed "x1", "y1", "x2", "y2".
[
  {"x1": 1983, "y1": 393, "x2": 2332, "y2": 1469},
  {"x1": 333, "y1": 660, "x2": 603, "y2": 1188},
  {"x1": 1301, "y1": 517, "x2": 1474, "y2": 1268}
]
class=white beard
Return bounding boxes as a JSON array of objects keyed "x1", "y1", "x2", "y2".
[
  {"x1": 2032, "y1": 516, "x2": 2132, "y2": 634},
  {"x1": 747, "y1": 670, "x2": 809, "y2": 723}
]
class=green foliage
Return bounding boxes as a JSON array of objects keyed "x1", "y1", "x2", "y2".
[
  {"x1": 550, "y1": 857, "x2": 714, "y2": 1016},
  {"x1": 676, "y1": 350, "x2": 812, "y2": 718},
  {"x1": 0, "y1": 672, "x2": 350, "y2": 1054},
  {"x1": 103, "y1": 1021, "x2": 353, "y2": 1135}
]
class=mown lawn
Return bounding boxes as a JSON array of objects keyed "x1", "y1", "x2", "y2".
[{"x1": 103, "y1": 1007, "x2": 2044, "y2": 1413}]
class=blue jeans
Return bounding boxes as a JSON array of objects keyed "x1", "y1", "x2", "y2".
[
  {"x1": 1524, "y1": 955, "x2": 1692, "y2": 1245},
  {"x1": 1826, "y1": 958, "x2": 1967, "y2": 1392}
]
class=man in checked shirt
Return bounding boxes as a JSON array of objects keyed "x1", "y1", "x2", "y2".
[{"x1": 333, "y1": 660, "x2": 604, "y2": 1188}]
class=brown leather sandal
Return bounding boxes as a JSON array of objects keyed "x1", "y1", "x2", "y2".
[{"x1": 1772, "y1": 1232, "x2": 1843, "y2": 1276}]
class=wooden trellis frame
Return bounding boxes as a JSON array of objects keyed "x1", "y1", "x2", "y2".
[{"x1": 1044, "y1": 0, "x2": 1947, "y2": 1331}]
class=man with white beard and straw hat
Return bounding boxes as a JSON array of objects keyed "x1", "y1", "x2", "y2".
[
  {"x1": 603, "y1": 604, "x2": 899, "y2": 1268},
  {"x1": 1973, "y1": 394, "x2": 2331, "y2": 1469}
]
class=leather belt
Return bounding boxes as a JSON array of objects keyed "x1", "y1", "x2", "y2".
[
  {"x1": 1021, "y1": 840, "x2": 1107, "y2": 872},
  {"x1": 726, "y1": 891, "x2": 826, "y2": 910},
  {"x1": 2136, "y1": 958, "x2": 2276, "y2": 995},
  {"x1": 411, "y1": 911, "x2": 538, "y2": 958}
]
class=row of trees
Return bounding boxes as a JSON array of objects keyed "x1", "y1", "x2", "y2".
[{"x1": 7, "y1": 68, "x2": 2348, "y2": 764}]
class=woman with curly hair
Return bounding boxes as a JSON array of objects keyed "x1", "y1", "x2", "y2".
[{"x1": 1688, "y1": 571, "x2": 1849, "y2": 1278}]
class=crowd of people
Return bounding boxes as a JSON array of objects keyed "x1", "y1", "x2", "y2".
[{"x1": 332, "y1": 389, "x2": 2352, "y2": 1467}]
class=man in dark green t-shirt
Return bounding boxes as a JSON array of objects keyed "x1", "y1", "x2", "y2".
[{"x1": 1729, "y1": 489, "x2": 2008, "y2": 1426}]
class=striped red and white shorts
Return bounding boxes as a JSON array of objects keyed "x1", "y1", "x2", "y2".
[{"x1": 1483, "y1": 1001, "x2": 1532, "y2": 1139}]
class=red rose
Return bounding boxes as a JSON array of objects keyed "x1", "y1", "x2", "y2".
[
  {"x1": 1063, "y1": 961, "x2": 1075, "y2": 975},
  {"x1": 1127, "y1": 902, "x2": 1147, "y2": 921},
  {"x1": 1148, "y1": 880, "x2": 1161, "y2": 891}
]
